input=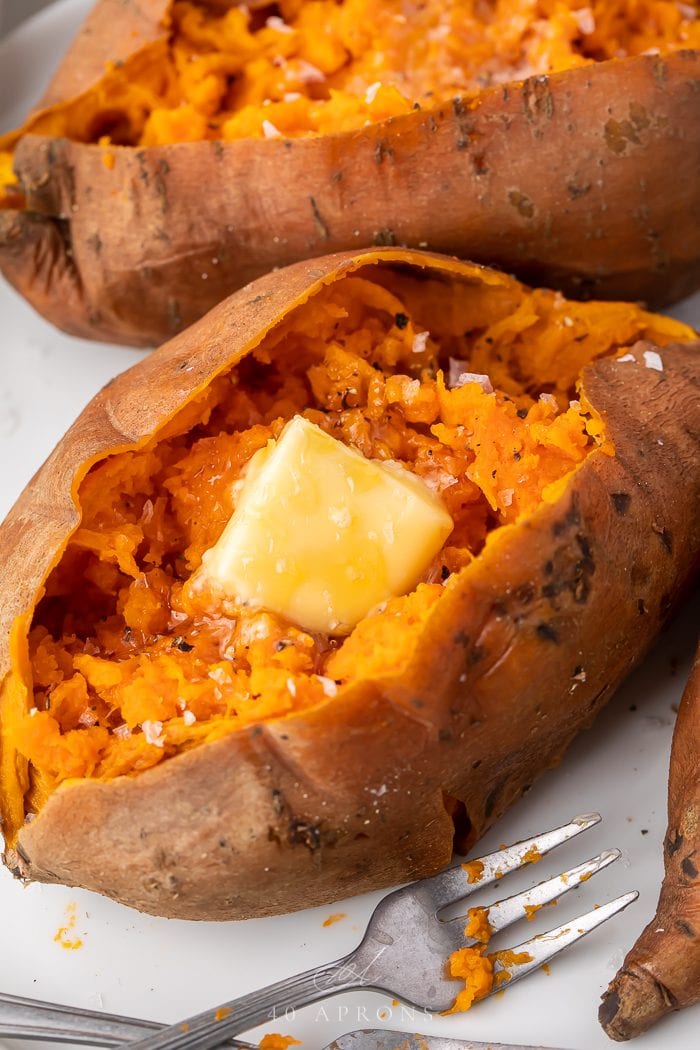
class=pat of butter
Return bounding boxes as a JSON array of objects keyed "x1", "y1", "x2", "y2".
[{"x1": 192, "y1": 415, "x2": 453, "y2": 634}]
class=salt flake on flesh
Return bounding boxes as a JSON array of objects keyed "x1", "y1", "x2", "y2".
[
  {"x1": 316, "y1": 676, "x2": 338, "y2": 697},
  {"x1": 539, "y1": 393, "x2": 558, "y2": 408},
  {"x1": 617, "y1": 353, "x2": 636, "y2": 363},
  {"x1": 573, "y1": 7, "x2": 595, "y2": 34},
  {"x1": 114, "y1": 724, "x2": 131, "y2": 740},
  {"x1": 365, "y1": 81, "x2": 381, "y2": 104},
  {"x1": 287, "y1": 678, "x2": 297, "y2": 697},
  {"x1": 447, "y1": 361, "x2": 493, "y2": 393},
  {"x1": 266, "y1": 15, "x2": 293, "y2": 32},
  {"x1": 643, "y1": 350, "x2": 663, "y2": 372},
  {"x1": 262, "y1": 120, "x2": 282, "y2": 139},
  {"x1": 183, "y1": 709, "x2": 197, "y2": 726},
  {"x1": 412, "y1": 331, "x2": 430, "y2": 354},
  {"x1": 499, "y1": 488, "x2": 514, "y2": 508},
  {"x1": 142, "y1": 720, "x2": 165, "y2": 747},
  {"x1": 78, "y1": 710, "x2": 97, "y2": 727},
  {"x1": 297, "y1": 60, "x2": 325, "y2": 84}
]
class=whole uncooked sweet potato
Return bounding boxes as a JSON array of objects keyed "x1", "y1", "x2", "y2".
[
  {"x1": 0, "y1": 247, "x2": 698, "y2": 920},
  {"x1": 0, "y1": 0, "x2": 699, "y2": 346}
]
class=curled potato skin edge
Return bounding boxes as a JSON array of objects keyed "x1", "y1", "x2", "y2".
[
  {"x1": 0, "y1": 247, "x2": 698, "y2": 921},
  {"x1": 0, "y1": 1, "x2": 699, "y2": 345}
]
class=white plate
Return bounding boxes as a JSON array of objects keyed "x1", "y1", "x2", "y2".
[{"x1": 0, "y1": 5, "x2": 699, "y2": 1049}]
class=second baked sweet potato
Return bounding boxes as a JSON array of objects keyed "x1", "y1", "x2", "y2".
[{"x1": 0, "y1": 1, "x2": 698, "y2": 345}]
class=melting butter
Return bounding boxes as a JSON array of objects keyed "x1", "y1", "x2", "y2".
[{"x1": 191, "y1": 415, "x2": 453, "y2": 634}]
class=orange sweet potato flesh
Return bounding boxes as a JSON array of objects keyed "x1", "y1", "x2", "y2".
[
  {"x1": 0, "y1": 248, "x2": 698, "y2": 921},
  {"x1": 0, "y1": 1, "x2": 698, "y2": 346},
  {"x1": 600, "y1": 648, "x2": 700, "y2": 1039}
]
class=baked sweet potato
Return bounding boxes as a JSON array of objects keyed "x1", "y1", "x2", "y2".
[
  {"x1": 600, "y1": 646, "x2": 700, "y2": 1040},
  {"x1": 0, "y1": 247, "x2": 698, "y2": 920},
  {"x1": 0, "y1": 1, "x2": 699, "y2": 346}
]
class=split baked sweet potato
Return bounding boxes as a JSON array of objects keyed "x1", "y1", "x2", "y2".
[
  {"x1": 600, "y1": 646, "x2": 700, "y2": 1040},
  {"x1": 0, "y1": 247, "x2": 698, "y2": 920},
  {"x1": 1, "y1": 1, "x2": 699, "y2": 346}
]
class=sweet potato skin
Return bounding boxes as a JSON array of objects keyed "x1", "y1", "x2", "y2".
[
  {"x1": 36, "y1": 0, "x2": 168, "y2": 109},
  {"x1": 600, "y1": 650, "x2": 700, "y2": 1040},
  {"x1": 1, "y1": 249, "x2": 699, "y2": 920},
  {"x1": 0, "y1": 0, "x2": 698, "y2": 345}
]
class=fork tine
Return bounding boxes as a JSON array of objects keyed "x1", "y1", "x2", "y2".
[
  {"x1": 443, "y1": 847, "x2": 620, "y2": 944},
  {"x1": 424, "y1": 812, "x2": 601, "y2": 908},
  {"x1": 485, "y1": 891, "x2": 639, "y2": 997}
]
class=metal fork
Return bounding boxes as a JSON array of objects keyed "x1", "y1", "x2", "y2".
[
  {"x1": 117, "y1": 813, "x2": 636, "y2": 1050},
  {"x1": 0, "y1": 991, "x2": 574, "y2": 1050}
]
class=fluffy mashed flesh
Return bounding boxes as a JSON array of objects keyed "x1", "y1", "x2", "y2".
[
  {"x1": 3, "y1": 267, "x2": 693, "y2": 834},
  {"x1": 0, "y1": 0, "x2": 698, "y2": 194}
]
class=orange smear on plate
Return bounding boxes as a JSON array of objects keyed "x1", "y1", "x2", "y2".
[
  {"x1": 322, "y1": 912, "x2": 347, "y2": 927},
  {"x1": 53, "y1": 902, "x2": 83, "y2": 950}
]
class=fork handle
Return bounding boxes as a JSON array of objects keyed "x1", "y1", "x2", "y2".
[
  {"x1": 0, "y1": 992, "x2": 252, "y2": 1047},
  {"x1": 124, "y1": 956, "x2": 358, "y2": 1050}
]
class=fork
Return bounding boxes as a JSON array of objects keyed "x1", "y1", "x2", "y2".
[
  {"x1": 0, "y1": 989, "x2": 574, "y2": 1050},
  {"x1": 119, "y1": 813, "x2": 636, "y2": 1050}
]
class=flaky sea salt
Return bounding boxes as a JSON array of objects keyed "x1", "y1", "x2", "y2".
[
  {"x1": 617, "y1": 352, "x2": 636, "y2": 363},
  {"x1": 365, "y1": 81, "x2": 382, "y2": 104},
  {"x1": 183, "y1": 709, "x2": 197, "y2": 727},
  {"x1": 287, "y1": 678, "x2": 297, "y2": 697},
  {"x1": 297, "y1": 60, "x2": 325, "y2": 84},
  {"x1": 239, "y1": 616, "x2": 271, "y2": 643},
  {"x1": 262, "y1": 120, "x2": 282, "y2": 139},
  {"x1": 573, "y1": 7, "x2": 595, "y2": 34},
  {"x1": 499, "y1": 488, "x2": 514, "y2": 508},
  {"x1": 316, "y1": 676, "x2": 338, "y2": 698},
  {"x1": 412, "y1": 331, "x2": 429, "y2": 354},
  {"x1": 266, "y1": 15, "x2": 293, "y2": 32},
  {"x1": 539, "y1": 392, "x2": 558, "y2": 408},
  {"x1": 142, "y1": 720, "x2": 165, "y2": 747},
  {"x1": 643, "y1": 350, "x2": 663, "y2": 372},
  {"x1": 447, "y1": 361, "x2": 494, "y2": 393}
]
